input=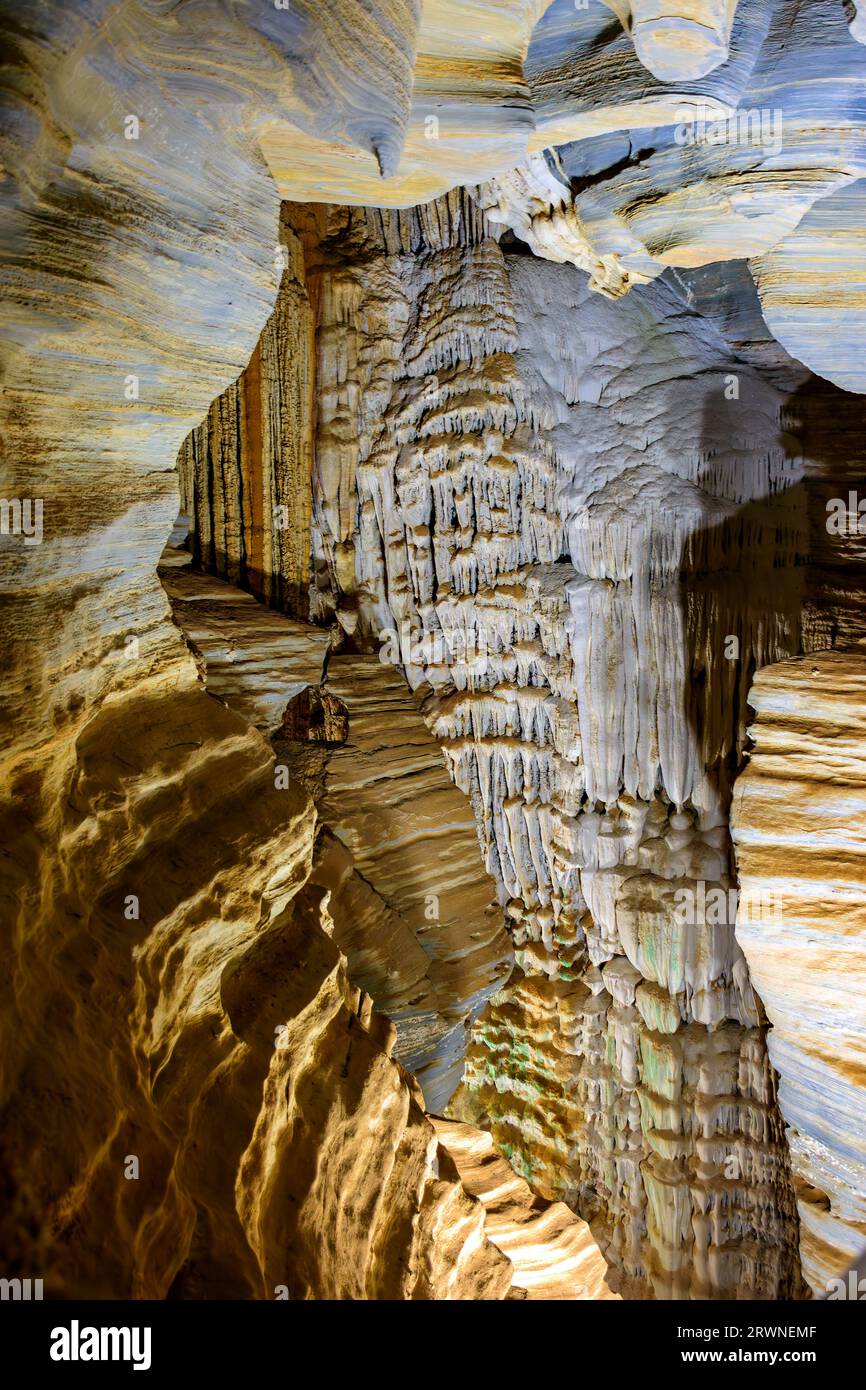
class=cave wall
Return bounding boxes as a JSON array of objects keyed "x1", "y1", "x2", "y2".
[
  {"x1": 162, "y1": 535, "x2": 512, "y2": 1110},
  {"x1": 480, "y1": 0, "x2": 866, "y2": 392},
  {"x1": 179, "y1": 183, "x2": 866, "y2": 1299},
  {"x1": 0, "y1": 0, "x2": 607, "y2": 1299},
  {"x1": 4, "y1": 0, "x2": 866, "y2": 1304},
  {"x1": 732, "y1": 649, "x2": 866, "y2": 1297},
  {"x1": 729, "y1": 375, "x2": 866, "y2": 1296},
  {"x1": 295, "y1": 202, "x2": 811, "y2": 1299}
]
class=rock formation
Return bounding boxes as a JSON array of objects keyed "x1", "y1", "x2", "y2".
[
  {"x1": 2, "y1": 0, "x2": 866, "y2": 1304},
  {"x1": 178, "y1": 181, "x2": 866, "y2": 1297},
  {"x1": 433, "y1": 1116, "x2": 619, "y2": 1298},
  {"x1": 733, "y1": 652, "x2": 866, "y2": 1297}
]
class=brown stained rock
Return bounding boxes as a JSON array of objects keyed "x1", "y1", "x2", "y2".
[{"x1": 280, "y1": 686, "x2": 349, "y2": 744}]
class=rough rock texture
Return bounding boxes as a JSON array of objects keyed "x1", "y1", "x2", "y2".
[
  {"x1": 728, "y1": 372, "x2": 866, "y2": 1301},
  {"x1": 155, "y1": 542, "x2": 596, "y2": 1297},
  {"x1": 259, "y1": 1, "x2": 554, "y2": 206},
  {"x1": 297, "y1": 210, "x2": 808, "y2": 1298},
  {"x1": 0, "y1": 618, "x2": 519, "y2": 1298},
  {"x1": 0, "y1": 1, "x2": 522, "y2": 1301},
  {"x1": 178, "y1": 189, "x2": 866, "y2": 1298},
  {"x1": 481, "y1": 0, "x2": 866, "y2": 391},
  {"x1": 0, "y1": 509, "x2": 576, "y2": 1298},
  {"x1": 732, "y1": 650, "x2": 866, "y2": 1297},
  {"x1": 315, "y1": 655, "x2": 512, "y2": 1106},
  {"x1": 4, "y1": 0, "x2": 866, "y2": 1305},
  {"x1": 433, "y1": 1117, "x2": 618, "y2": 1299},
  {"x1": 4, "y1": 0, "x2": 866, "y2": 409},
  {"x1": 159, "y1": 541, "x2": 330, "y2": 735},
  {"x1": 178, "y1": 206, "x2": 327, "y2": 618},
  {"x1": 162, "y1": 543, "x2": 511, "y2": 1111}
]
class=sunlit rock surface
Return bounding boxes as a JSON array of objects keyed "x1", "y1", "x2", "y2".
[{"x1": 433, "y1": 1117, "x2": 618, "y2": 1299}]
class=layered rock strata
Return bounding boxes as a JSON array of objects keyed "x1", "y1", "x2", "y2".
[
  {"x1": 603, "y1": 1, "x2": 741, "y2": 81},
  {"x1": 481, "y1": 0, "x2": 866, "y2": 390},
  {"x1": 0, "y1": 2, "x2": 525, "y2": 1302},
  {"x1": 314, "y1": 655, "x2": 511, "y2": 1106},
  {"x1": 732, "y1": 649, "x2": 866, "y2": 1297},
  {"x1": 727, "y1": 377, "x2": 866, "y2": 1295},
  {"x1": 178, "y1": 206, "x2": 330, "y2": 619},
  {"x1": 433, "y1": 1116, "x2": 618, "y2": 1299},
  {"x1": 304, "y1": 212, "x2": 809, "y2": 1299},
  {"x1": 156, "y1": 541, "x2": 598, "y2": 1297},
  {"x1": 0, "y1": 621, "x2": 518, "y2": 1298}
]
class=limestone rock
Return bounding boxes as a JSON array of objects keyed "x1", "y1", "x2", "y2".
[
  {"x1": 604, "y1": 1, "x2": 741, "y2": 81},
  {"x1": 159, "y1": 544, "x2": 330, "y2": 736},
  {"x1": 0, "y1": 644, "x2": 516, "y2": 1297},
  {"x1": 752, "y1": 182, "x2": 866, "y2": 396},
  {"x1": 4, "y1": 0, "x2": 866, "y2": 1308},
  {"x1": 180, "y1": 189, "x2": 853, "y2": 1298},
  {"x1": 732, "y1": 649, "x2": 866, "y2": 1297},
  {"x1": 315, "y1": 655, "x2": 512, "y2": 1108},
  {"x1": 433, "y1": 1116, "x2": 619, "y2": 1299},
  {"x1": 849, "y1": 0, "x2": 866, "y2": 42},
  {"x1": 161, "y1": 543, "x2": 511, "y2": 1113}
]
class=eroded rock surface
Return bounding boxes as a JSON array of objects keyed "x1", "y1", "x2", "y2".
[
  {"x1": 162, "y1": 545, "x2": 511, "y2": 1111},
  {"x1": 433, "y1": 1116, "x2": 618, "y2": 1299},
  {"x1": 178, "y1": 188, "x2": 866, "y2": 1298},
  {"x1": 732, "y1": 649, "x2": 866, "y2": 1296},
  {"x1": 4, "y1": 0, "x2": 866, "y2": 1306}
]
